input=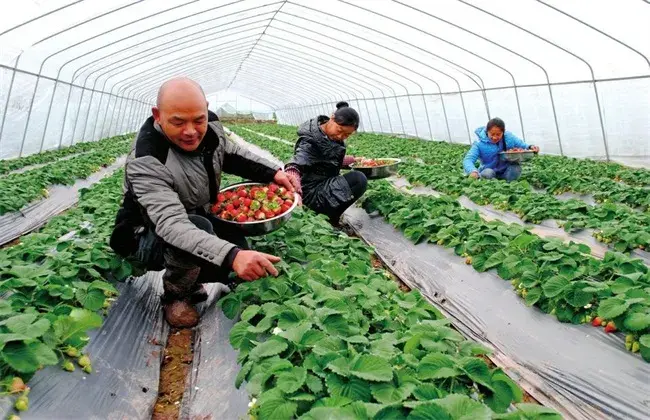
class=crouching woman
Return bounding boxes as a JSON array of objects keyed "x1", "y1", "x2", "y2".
[{"x1": 284, "y1": 102, "x2": 367, "y2": 226}]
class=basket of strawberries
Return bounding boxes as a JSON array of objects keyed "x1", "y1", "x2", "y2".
[{"x1": 210, "y1": 182, "x2": 299, "y2": 236}]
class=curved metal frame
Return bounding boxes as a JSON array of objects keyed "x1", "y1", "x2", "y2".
[
  {"x1": 49, "y1": 10, "x2": 281, "y2": 148},
  {"x1": 0, "y1": 0, "x2": 648, "y2": 160},
  {"x1": 393, "y1": 0, "x2": 562, "y2": 152}
]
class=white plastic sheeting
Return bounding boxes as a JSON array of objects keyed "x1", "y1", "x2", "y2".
[{"x1": 0, "y1": 0, "x2": 648, "y2": 163}]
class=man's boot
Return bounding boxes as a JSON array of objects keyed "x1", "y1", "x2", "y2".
[
  {"x1": 163, "y1": 300, "x2": 200, "y2": 328},
  {"x1": 161, "y1": 264, "x2": 201, "y2": 328}
]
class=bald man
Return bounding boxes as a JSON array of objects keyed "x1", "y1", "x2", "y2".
[{"x1": 110, "y1": 78, "x2": 296, "y2": 328}]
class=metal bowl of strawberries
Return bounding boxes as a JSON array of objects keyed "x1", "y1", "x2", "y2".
[{"x1": 211, "y1": 182, "x2": 299, "y2": 236}]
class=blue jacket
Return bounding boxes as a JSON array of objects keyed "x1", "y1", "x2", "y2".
[{"x1": 463, "y1": 127, "x2": 530, "y2": 174}]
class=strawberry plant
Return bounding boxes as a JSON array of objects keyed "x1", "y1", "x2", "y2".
[
  {"x1": 359, "y1": 181, "x2": 650, "y2": 360},
  {"x1": 219, "y1": 209, "x2": 560, "y2": 418},
  {"x1": 0, "y1": 167, "x2": 134, "y2": 414},
  {"x1": 228, "y1": 126, "x2": 650, "y2": 361},
  {"x1": 0, "y1": 134, "x2": 133, "y2": 176},
  {"x1": 0, "y1": 137, "x2": 132, "y2": 215}
]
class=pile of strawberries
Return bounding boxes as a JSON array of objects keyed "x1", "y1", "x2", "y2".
[
  {"x1": 211, "y1": 183, "x2": 294, "y2": 223},
  {"x1": 354, "y1": 158, "x2": 394, "y2": 168}
]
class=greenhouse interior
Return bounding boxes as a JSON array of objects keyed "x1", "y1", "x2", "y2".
[{"x1": 0, "y1": 1, "x2": 649, "y2": 419}]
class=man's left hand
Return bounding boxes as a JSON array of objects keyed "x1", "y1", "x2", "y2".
[
  {"x1": 274, "y1": 170, "x2": 295, "y2": 192},
  {"x1": 529, "y1": 145, "x2": 540, "y2": 153}
]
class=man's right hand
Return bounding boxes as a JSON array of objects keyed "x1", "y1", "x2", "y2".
[
  {"x1": 232, "y1": 250, "x2": 281, "y2": 281},
  {"x1": 469, "y1": 171, "x2": 479, "y2": 179}
]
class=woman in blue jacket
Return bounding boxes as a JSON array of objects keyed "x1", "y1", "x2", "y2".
[{"x1": 463, "y1": 118, "x2": 539, "y2": 182}]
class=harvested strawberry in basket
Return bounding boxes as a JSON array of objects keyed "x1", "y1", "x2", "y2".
[{"x1": 211, "y1": 183, "x2": 294, "y2": 222}]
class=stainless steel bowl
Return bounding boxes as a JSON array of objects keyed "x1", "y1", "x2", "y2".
[
  {"x1": 499, "y1": 151, "x2": 537, "y2": 163},
  {"x1": 349, "y1": 158, "x2": 401, "y2": 179},
  {"x1": 214, "y1": 182, "x2": 299, "y2": 236}
]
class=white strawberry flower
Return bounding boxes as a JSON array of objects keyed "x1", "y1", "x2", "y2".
[{"x1": 272, "y1": 327, "x2": 283, "y2": 335}]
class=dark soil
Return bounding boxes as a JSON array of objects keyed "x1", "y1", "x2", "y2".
[{"x1": 152, "y1": 328, "x2": 194, "y2": 420}]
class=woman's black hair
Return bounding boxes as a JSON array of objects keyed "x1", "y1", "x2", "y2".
[
  {"x1": 333, "y1": 101, "x2": 360, "y2": 129},
  {"x1": 486, "y1": 117, "x2": 505, "y2": 132}
]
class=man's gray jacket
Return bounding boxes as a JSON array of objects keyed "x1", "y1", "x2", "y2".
[{"x1": 109, "y1": 111, "x2": 281, "y2": 266}]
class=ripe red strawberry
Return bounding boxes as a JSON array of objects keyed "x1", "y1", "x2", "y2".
[
  {"x1": 284, "y1": 200, "x2": 294, "y2": 207},
  {"x1": 225, "y1": 203, "x2": 234, "y2": 211},
  {"x1": 269, "y1": 184, "x2": 279, "y2": 192},
  {"x1": 236, "y1": 214, "x2": 247, "y2": 223},
  {"x1": 267, "y1": 191, "x2": 275, "y2": 200},
  {"x1": 217, "y1": 193, "x2": 226, "y2": 203},
  {"x1": 232, "y1": 198, "x2": 241, "y2": 208},
  {"x1": 237, "y1": 190, "x2": 247, "y2": 198},
  {"x1": 247, "y1": 217, "x2": 255, "y2": 222},
  {"x1": 280, "y1": 204, "x2": 290, "y2": 214},
  {"x1": 230, "y1": 209, "x2": 240, "y2": 217},
  {"x1": 224, "y1": 191, "x2": 234, "y2": 200},
  {"x1": 591, "y1": 317, "x2": 602, "y2": 327},
  {"x1": 240, "y1": 206, "x2": 249, "y2": 214},
  {"x1": 243, "y1": 198, "x2": 252, "y2": 207},
  {"x1": 255, "y1": 211, "x2": 266, "y2": 220},
  {"x1": 604, "y1": 321, "x2": 617, "y2": 333},
  {"x1": 264, "y1": 210, "x2": 275, "y2": 219}
]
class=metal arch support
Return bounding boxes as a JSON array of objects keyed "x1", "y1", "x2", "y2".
[
  {"x1": 76, "y1": 17, "x2": 271, "y2": 87},
  {"x1": 113, "y1": 39, "x2": 356, "y2": 120},
  {"x1": 265, "y1": 28, "x2": 417, "y2": 138},
  {"x1": 537, "y1": 0, "x2": 650, "y2": 71},
  {"x1": 536, "y1": 0, "x2": 650, "y2": 156},
  {"x1": 117, "y1": 54, "x2": 274, "y2": 104},
  {"x1": 79, "y1": 43, "x2": 257, "y2": 143},
  {"x1": 42, "y1": 17, "x2": 278, "y2": 150},
  {"x1": 257, "y1": 38, "x2": 395, "y2": 133},
  {"x1": 109, "y1": 42, "x2": 260, "y2": 96},
  {"x1": 226, "y1": 0, "x2": 287, "y2": 90},
  {"x1": 0, "y1": 0, "x2": 84, "y2": 37},
  {"x1": 251, "y1": 43, "x2": 385, "y2": 133},
  {"x1": 461, "y1": 2, "x2": 611, "y2": 161},
  {"x1": 290, "y1": 1, "x2": 483, "y2": 91},
  {"x1": 398, "y1": 0, "x2": 562, "y2": 149},
  {"x1": 20, "y1": 0, "x2": 260, "y2": 152},
  {"x1": 250, "y1": 43, "x2": 394, "y2": 130},
  {"x1": 122, "y1": 61, "x2": 322, "y2": 114},
  {"x1": 71, "y1": 37, "x2": 261, "y2": 142},
  {"x1": 246, "y1": 48, "x2": 378, "y2": 130},
  {"x1": 130, "y1": 64, "x2": 331, "y2": 111},
  {"x1": 18, "y1": 0, "x2": 153, "y2": 155},
  {"x1": 262, "y1": 32, "x2": 412, "y2": 135},
  {"x1": 0, "y1": 60, "x2": 19, "y2": 155},
  {"x1": 68, "y1": 3, "x2": 283, "y2": 87},
  {"x1": 86, "y1": 34, "x2": 267, "y2": 143},
  {"x1": 69, "y1": 38, "x2": 259, "y2": 146},
  {"x1": 277, "y1": 8, "x2": 468, "y2": 141},
  {"x1": 348, "y1": 1, "x2": 526, "y2": 142}
]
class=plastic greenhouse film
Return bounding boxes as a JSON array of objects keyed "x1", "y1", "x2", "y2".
[
  {"x1": 343, "y1": 207, "x2": 650, "y2": 420},
  {"x1": 180, "y1": 283, "x2": 250, "y2": 419},
  {"x1": 10, "y1": 273, "x2": 168, "y2": 420},
  {"x1": 0, "y1": 156, "x2": 127, "y2": 246}
]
